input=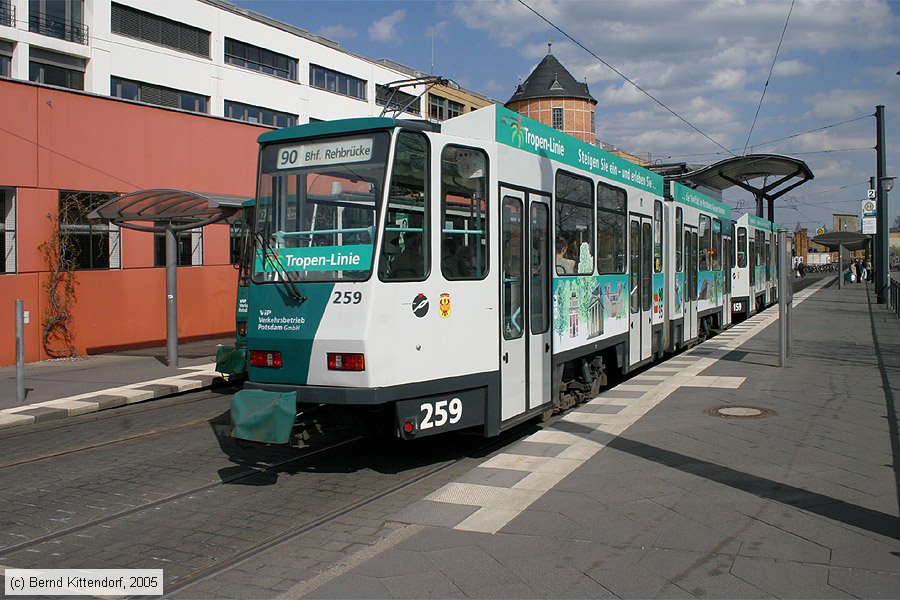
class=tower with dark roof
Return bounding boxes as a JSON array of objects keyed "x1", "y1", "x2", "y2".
[{"x1": 505, "y1": 44, "x2": 598, "y2": 144}]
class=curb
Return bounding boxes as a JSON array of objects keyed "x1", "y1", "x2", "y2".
[{"x1": 0, "y1": 365, "x2": 237, "y2": 431}]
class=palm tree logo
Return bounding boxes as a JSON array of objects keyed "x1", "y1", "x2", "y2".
[{"x1": 501, "y1": 114, "x2": 524, "y2": 148}]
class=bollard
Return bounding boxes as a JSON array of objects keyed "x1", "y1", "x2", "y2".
[{"x1": 16, "y1": 299, "x2": 25, "y2": 402}]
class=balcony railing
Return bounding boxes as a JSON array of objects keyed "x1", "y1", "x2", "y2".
[
  {"x1": 29, "y1": 11, "x2": 88, "y2": 44},
  {"x1": 0, "y1": 2, "x2": 15, "y2": 28}
]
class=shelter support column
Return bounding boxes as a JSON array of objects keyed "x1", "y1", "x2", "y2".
[{"x1": 165, "y1": 225, "x2": 178, "y2": 368}]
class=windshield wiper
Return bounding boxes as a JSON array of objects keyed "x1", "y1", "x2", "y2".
[{"x1": 255, "y1": 232, "x2": 307, "y2": 304}]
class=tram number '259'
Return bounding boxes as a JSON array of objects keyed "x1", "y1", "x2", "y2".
[
  {"x1": 332, "y1": 291, "x2": 362, "y2": 304},
  {"x1": 419, "y1": 398, "x2": 463, "y2": 430}
]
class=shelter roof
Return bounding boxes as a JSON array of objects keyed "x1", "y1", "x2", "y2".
[
  {"x1": 90, "y1": 189, "x2": 252, "y2": 231},
  {"x1": 667, "y1": 154, "x2": 813, "y2": 193},
  {"x1": 506, "y1": 52, "x2": 596, "y2": 105},
  {"x1": 811, "y1": 231, "x2": 870, "y2": 251}
]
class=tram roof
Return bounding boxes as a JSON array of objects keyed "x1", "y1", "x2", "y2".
[
  {"x1": 258, "y1": 117, "x2": 438, "y2": 144},
  {"x1": 89, "y1": 189, "x2": 253, "y2": 232}
]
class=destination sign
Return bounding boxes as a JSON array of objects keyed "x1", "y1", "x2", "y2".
[{"x1": 276, "y1": 138, "x2": 373, "y2": 170}]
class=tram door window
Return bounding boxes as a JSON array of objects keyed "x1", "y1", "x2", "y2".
[
  {"x1": 379, "y1": 132, "x2": 429, "y2": 281},
  {"x1": 737, "y1": 227, "x2": 747, "y2": 268},
  {"x1": 501, "y1": 197, "x2": 524, "y2": 340},
  {"x1": 530, "y1": 202, "x2": 550, "y2": 334},
  {"x1": 698, "y1": 215, "x2": 711, "y2": 271},
  {"x1": 689, "y1": 231, "x2": 699, "y2": 301},
  {"x1": 630, "y1": 221, "x2": 640, "y2": 314},
  {"x1": 675, "y1": 208, "x2": 683, "y2": 273},
  {"x1": 749, "y1": 235, "x2": 757, "y2": 286},
  {"x1": 653, "y1": 200, "x2": 663, "y2": 273},
  {"x1": 723, "y1": 234, "x2": 732, "y2": 294},
  {"x1": 765, "y1": 236, "x2": 771, "y2": 281},
  {"x1": 642, "y1": 222, "x2": 652, "y2": 311},
  {"x1": 440, "y1": 145, "x2": 488, "y2": 280}
]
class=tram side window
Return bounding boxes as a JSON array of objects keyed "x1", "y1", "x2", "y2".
[
  {"x1": 712, "y1": 219, "x2": 722, "y2": 270},
  {"x1": 379, "y1": 132, "x2": 429, "y2": 281},
  {"x1": 675, "y1": 207, "x2": 683, "y2": 272},
  {"x1": 440, "y1": 145, "x2": 488, "y2": 280},
  {"x1": 653, "y1": 200, "x2": 663, "y2": 273},
  {"x1": 597, "y1": 183, "x2": 626, "y2": 274},
  {"x1": 698, "y1": 215, "x2": 711, "y2": 271},
  {"x1": 737, "y1": 227, "x2": 747, "y2": 268},
  {"x1": 555, "y1": 170, "x2": 593, "y2": 275}
]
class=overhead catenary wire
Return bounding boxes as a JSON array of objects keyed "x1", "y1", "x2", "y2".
[
  {"x1": 516, "y1": 0, "x2": 735, "y2": 157},
  {"x1": 742, "y1": 0, "x2": 795, "y2": 155}
]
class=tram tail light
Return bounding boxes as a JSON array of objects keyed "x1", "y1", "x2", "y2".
[
  {"x1": 249, "y1": 350, "x2": 282, "y2": 368},
  {"x1": 237, "y1": 321, "x2": 247, "y2": 337},
  {"x1": 327, "y1": 352, "x2": 365, "y2": 371}
]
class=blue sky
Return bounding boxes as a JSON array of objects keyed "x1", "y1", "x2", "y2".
[{"x1": 234, "y1": 0, "x2": 900, "y2": 232}]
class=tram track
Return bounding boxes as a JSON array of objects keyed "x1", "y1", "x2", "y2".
[
  {"x1": 0, "y1": 389, "x2": 239, "y2": 470},
  {"x1": 159, "y1": 426, "x2": 523, "y2": 599}
]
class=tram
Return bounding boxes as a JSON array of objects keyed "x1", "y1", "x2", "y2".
[{"x1": 229, "y1": 105, "x2": 780, "y2": 442}]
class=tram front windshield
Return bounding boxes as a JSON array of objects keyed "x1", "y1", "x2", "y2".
[{"x1": 253, "y1": 131, "x2": 391, "y2": 282}]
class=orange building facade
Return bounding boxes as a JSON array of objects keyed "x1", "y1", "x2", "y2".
[{"x1": 0, "y1": 79, "x2": 265, "y2": 366}]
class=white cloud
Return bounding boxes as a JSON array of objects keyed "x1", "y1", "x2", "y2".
[
  {"x1": 318, "y1": 24, "x2": 355, "y2": 42},
  {"x1": 369, "y1": 10, "x2": 406, "y2": 44}
]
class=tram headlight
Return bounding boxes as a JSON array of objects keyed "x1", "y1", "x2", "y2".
[{"x1": 250, "y1": 350, "x2": 282, "y2": 368}]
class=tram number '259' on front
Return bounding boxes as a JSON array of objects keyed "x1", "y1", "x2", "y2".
[{"x1": 419, "y1": 398, "x2": 463, "y2": 430}]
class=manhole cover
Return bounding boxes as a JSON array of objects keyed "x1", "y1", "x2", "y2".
[{"x1": 704, "y1": 405, "x2": 776, "y2": 419}]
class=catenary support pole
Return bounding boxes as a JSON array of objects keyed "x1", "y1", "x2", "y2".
[
  {"x1": 16, "y1": 299, "x2": 25, "y2": 402},
  {"x1": 838, "y1": 243, "x2": 844, "y2": 289},
  {"x1": 777, "y1": 230, "x2": 788, "y2": 366},
  {"x1": 876, "y1": 105, "x2": 888, "y2": 304},
  {"x1": 165, "y1": 224, "x2": 179, "y2": 368}
]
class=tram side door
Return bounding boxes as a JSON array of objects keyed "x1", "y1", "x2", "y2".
[
  {"x1": 500, "y1": 189, "x2": 551, "y2": 421},
  {"x1": 629, "y1": 215, "x2": 652, "y2": 367},
  {"x1": 684, "y1": 225, "x2": 699, "y2": 341}
]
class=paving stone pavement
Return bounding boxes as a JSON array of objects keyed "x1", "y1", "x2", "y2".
[{"x1": 174, "y1": 278, "x2": 899, "y2": 599}]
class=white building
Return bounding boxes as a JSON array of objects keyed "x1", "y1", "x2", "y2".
[{"x1": 0, "y1": 0, "x2": 441, "y2": 125}]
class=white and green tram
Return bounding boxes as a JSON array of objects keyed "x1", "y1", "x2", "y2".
[{"x1": 232, "y1": 104, "x2": 742, "y2": 441}]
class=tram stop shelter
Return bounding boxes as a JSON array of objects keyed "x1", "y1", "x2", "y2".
[
  {"x1": 811, "y1": 231, "x2": 870, "y2": 288},
  {"x1": 655, "y1": 154, "x2": 814, "y2": 222},
  {"x1": 90, "y1": 189, "x2": 252, "y2": 367}
]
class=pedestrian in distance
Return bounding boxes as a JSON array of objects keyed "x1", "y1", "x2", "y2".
[{"x1": 797, "y1": 260, "x2": 806, "y2": 278}]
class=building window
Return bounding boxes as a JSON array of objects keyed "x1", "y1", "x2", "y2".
[
  {"x1": 376, "y1": 84, "x2": 421, "y2": 115},
  {"x1": 552, "y1": 107, "x2": 564, "y2": 130},
  {"x1": 225, "y1": 100, "x2": 296, "y2": 128},
  {"x1": 29, "y1": 48, "x2": 84, "y2": 90},
  {"x1": 59, "y1": 191, "x2": 120, "y2": 271},
  {"x1": 111, "y1": 76, "x2": 208, "y2": 114},
  {"x1": 0, "y1": 40, "x2": 12, "y2": 77},
  {"x1": 2, "y1": 188, "x2": 15, "y2": 273},
  {"x1": 224, "y1": 38, "x2": 296, "y2": 81},
  {"x1": 111, "y1": 2, "x2": 209, "y2": 58},
  {"x1": 29, "y1": 0, "x2": 87, "y2": 44},
  {"x1": 0, "y1": 0, "x2": 14, "y2": 28},
  {"x1": 428, "y1": 93, "x2": 463, "y2": 121},
  {"x1": 309, "y1": 64, "x2": 366, "y2": 100},
  {"x1": 555, "y1": 170, "x2": 593, "y2": 275},
  {"x1": 590, "y1": 110, "x2": 595, "y2": 135},
  {"x1": 154, "y1": 229, "x2": 202, "y2": 267}
]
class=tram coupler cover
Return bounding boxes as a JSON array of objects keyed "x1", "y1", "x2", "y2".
[
  {"x1": 216, "y1": 345, "x2": 248, "y2": 377},
  {"x1": 231, "y1": 389, "x2": 297, "y2": 444}
]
